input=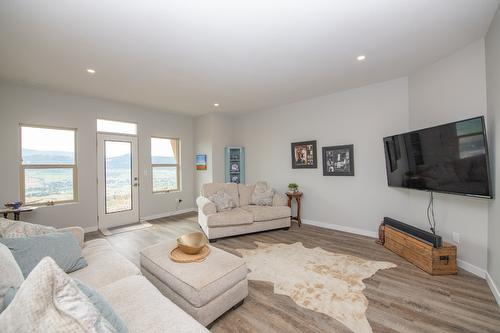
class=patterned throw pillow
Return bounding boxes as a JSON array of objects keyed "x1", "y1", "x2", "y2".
[
  {"x1": 251, "y1": 181, "x2": 274, "y2": 206},
  {"x1": 208, "y1": 190, "x2": 236, "y2": 212},
  {"x1": 0, "y1": 218, "x2": 56, "y2": 238},
  {"x1": 0, "y1": 257, "x2": 117, "y2": 333}
]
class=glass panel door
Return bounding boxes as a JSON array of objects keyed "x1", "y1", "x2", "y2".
[{"x1": 97, "y1": 134, "x2": 139, "y2": 230}]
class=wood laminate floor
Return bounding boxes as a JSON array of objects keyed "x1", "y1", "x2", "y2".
[{"x1": 85, "y1": 212, "x2": 500, "y2": 333}]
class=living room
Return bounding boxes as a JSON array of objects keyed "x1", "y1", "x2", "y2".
[{"x1": 1, "y1": 1, "x2": 500, "y2": 332}]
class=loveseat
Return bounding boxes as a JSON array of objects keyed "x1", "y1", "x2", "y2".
[
  {"x1": 1, "y1": 224, "x2": 209, "y2": 333},
  {"x1": 196, "y1": 183, "x2": 291, "y2": 241}
]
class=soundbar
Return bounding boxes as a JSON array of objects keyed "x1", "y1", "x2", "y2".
[{"x1": 383, "y1": 217, "x2": 442, "y2": 248}]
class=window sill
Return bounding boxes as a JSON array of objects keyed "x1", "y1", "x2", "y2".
[
  {"x1": 27, "y1": 201, "x2": 79, "y2": 208},
  {"x1": 153, "y1": 190, "x2": 181, "y2": 195}
]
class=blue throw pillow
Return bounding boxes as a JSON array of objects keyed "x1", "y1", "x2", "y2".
[
  {"x1": 2, "y1": 287, "x2": 17, "y2": 311},
  {"x1": 0, "y1": 232, "x2": 88, "y2": 277},
  {"x1": 75, "y1": 280, "x2": 128, "y2": 333}
]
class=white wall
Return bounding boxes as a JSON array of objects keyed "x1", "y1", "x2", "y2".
[
  {"x1": 211, "y1": 114, "x2": 235, "y2": 183},
  {"x1": 193, "y1": 113, "x2": 235, "y2": 196},
  {"x1": 486, "y1": 7, "x2": 500, "y2": 302},
  {"x1": 233, "y1": 78, "x2": 411, "y2": 234},
  {"x1": 194, "y1": 114, "x2": 214, "y2": 196},
  {"x1": 0, "y1": 81, "x2": 195, "y2": 231},
  {"x1": 407, "y1": 40, "x2": 490, "y2": 272}
]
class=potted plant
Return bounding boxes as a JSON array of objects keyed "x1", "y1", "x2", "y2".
[{"x1": 288, "y1": 183, "x2": 299, "y2": 193}]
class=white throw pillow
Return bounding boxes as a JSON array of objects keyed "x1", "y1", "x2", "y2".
[
  {"x1": 0, "y1": 243, "x2": 24, "y2": 312},
  {"x1": 0, "y1": 257, "x2": 117, "y2": 333},
  {"x1": 208, "y1": 190, "x2": 236, "y2": 212},
  {"x1": 251, "y1": 181, "x2": 274, "y2": 206},
  {"x1": 0, "y1": 218, "x2": 56, "y2": 238}
]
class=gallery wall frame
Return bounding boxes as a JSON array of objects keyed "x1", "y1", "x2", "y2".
[
  {"x1": 322, "y1": 144, "x2": 354, "y2": 176},
  {"x1": 291, "y1": 140, "x2": 317, "y2": 169}
]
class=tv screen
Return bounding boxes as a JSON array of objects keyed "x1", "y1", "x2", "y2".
[{"x1": 383, "y1": 116, "x2": 492, "y2": 198}]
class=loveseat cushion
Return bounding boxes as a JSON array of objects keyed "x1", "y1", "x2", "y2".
[
  {"x1": 69, "y1": 239, "x2": 140, "y2": 289},
  {"x1": 241, "y1": 205, "x2": 291, "y2": 222},
  {"x1": 206, "y1": 208, "x2": 253, "y2": 227},
  {"x1": 98, "y1": 275, "x2": 209, "y2": 333},
  {"x1": 238, "y1": 184, "x2": 256, "y2": 207},
  {"x1": 202, "y1": 183, "x2": 239, "y2": 207}
]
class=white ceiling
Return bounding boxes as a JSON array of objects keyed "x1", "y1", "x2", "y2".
[{"x1": 0, "y1": 0, "x2": 498, "y2": 115}]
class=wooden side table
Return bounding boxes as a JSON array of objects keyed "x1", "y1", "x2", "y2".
[
  {"x1": 286, "y1": 191, "x2": 303, "y2": 227},
  {"x1": 0, "y1": 206, "x2": 38, "y2": 221}
]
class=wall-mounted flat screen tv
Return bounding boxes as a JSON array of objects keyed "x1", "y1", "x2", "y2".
[{"x1": 383, "y1": 116, "x2": 492, "y2": 198}]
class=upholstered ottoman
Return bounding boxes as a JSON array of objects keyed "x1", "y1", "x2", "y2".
[{"x1": 140, "y1": 240, "x2": 248, "y2": 326}]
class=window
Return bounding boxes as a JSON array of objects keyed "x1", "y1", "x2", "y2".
[
  {"x1": 97, "y1": 119, "x2": 137, "y2": 135},
  {"x1": 151, "y1": 137, "x2": 180, "y2": 193},
  {"x1": 20, "y1": 125, "x2": 77, "y2": 205}
]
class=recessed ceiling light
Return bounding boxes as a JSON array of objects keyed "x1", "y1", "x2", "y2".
[
  {"x1": 357, "y1": 55, "x2": 366, "y2": 61},
  {"x1": 86, "y1": 68, "x2": 96, "y2": 74},
  {"x1": 213, "y1": 103, "x2": 220, "y2": 107}
]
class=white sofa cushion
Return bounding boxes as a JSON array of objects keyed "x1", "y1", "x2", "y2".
[
  {"x1": 69, "y1": 239, "x2": 140, "y2": 289},
  {"x1": 206, "y1": 208, "x2": 253, "y2": 227},
  {"x1": 238, "y1": 184, "x2": 256, "y2": 207},
  {"x1": 99, "y1": 275, "x2": 209, "y2": 333},
  {"x1": 140, "y1": 241, "x2": 247, "y2": 308},
  {"x1": 250, "y1": 181, "x2": 274, "y2": 206},
  {"x1": 241, "y1": 205, "x2": 291, "y2": 222},
  {"x1": 201, "y1": 183, "x2": 239, "y2": 207}
]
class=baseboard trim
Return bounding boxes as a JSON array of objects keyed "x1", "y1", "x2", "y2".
[
  {"x1": 140, "y1": 207, "x2": 196, "y2": 222},
  {"x1": 83, "y1": 226, "x2": 98, "y2": 233},
  {"x1": 457, "y1": 259, "x2": 486, "y2": 278},
  {"x1": 301, "y1": 219, "x2": 487, "y2": 279},
  {"x1": 301, "y1": 219, "x2": 378, "y2": 238},
  {"x1": 486, "y1": 272, "x2": 500, "y2": 306}
]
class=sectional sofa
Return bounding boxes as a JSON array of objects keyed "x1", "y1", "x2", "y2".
[{"x1": 51, "y1": 227, "x2": 208, "y2": 332}]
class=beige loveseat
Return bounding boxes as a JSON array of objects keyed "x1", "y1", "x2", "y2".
[
  {"x1": 196, "y1": 183, "x2": 291, "y2": 241},
  {"x1": 66, "y1": 227, "x2": 209, "y2": 333}
]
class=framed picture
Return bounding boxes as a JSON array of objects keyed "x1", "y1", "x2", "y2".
[
  {"x1": 322, "y1": 145, "x2": 354, "y2": 176},
  {"x1": 196, "y1": 154, "x2": 207, "y2": 170},
  {"x1": 291, "y1": 140, "x2": 317, "y2": 169}
]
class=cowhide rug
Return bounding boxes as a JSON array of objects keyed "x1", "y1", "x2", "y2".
[{"x1": 236, "y1": 242, "x2": 396, "y2": 333}]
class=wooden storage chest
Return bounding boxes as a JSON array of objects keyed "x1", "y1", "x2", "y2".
[{"x1": 384, "y1": 225, "x2": 457, "y2": 275}]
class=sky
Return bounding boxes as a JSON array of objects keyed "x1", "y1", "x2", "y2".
[
  {"x1": 21, "y1": 126, "x2": 74, "y2": 152},
  {"x1": 151, "y1": 137, "x2": 175, "y2": 158}
]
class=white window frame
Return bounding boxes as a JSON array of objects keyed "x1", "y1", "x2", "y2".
[
  {"x1": 96, "y1": 118, "x2": 138, "y2": 136},
  {"x1": 19, "y1": 124, "x2": 78, "y2": 206},
  {"x1": 151, "y1": 137, "x2": 181, "y2": 193}
]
